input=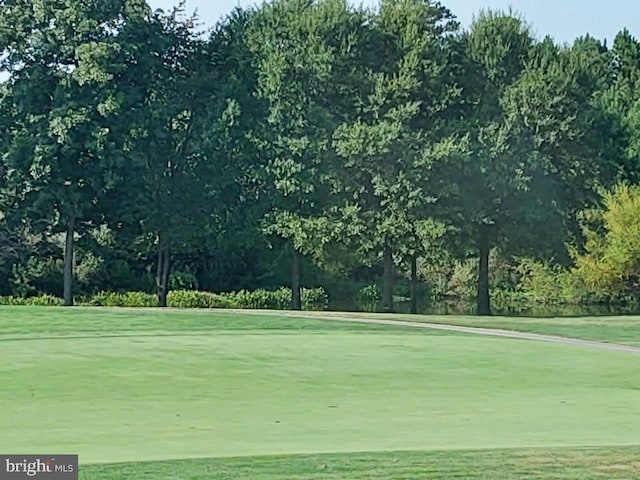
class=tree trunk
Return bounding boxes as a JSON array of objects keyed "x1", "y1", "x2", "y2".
[
  {"x1": 156, "y1": 235, "x2": 171, "y2": 308},
  {"x1": 382, "y1": 244, "x2": 394, "y2": 313},
  {"x1": 410, "y1": 254, "x2": 418, "y2": 314},
  {"x1": 63, "y1": 216, "x2": 75, "y2": 307},
  {"x1": 476, "y1": 226, "x2": 491, "y2": 316},
  {"x1": 291, "y1": 247, "x2": 301, "y2": 311}
]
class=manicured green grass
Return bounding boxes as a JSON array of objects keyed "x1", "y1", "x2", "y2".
[
  {"x1": 82, "y1": 447, "x2": 640, "y2": 479},
  {"x1": 2, "y1": 307, "x2": 640, "y2": 478},
  {"x1": 0, "y1": 306, "x2": 422, "y2": 338},
  {"x1": 313, "y1": 311, "x2": 640, "y2": 346}
]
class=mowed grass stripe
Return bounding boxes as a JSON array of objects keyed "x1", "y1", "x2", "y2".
[
  {"x1": 1, "y1": 309, "x2": 640, "y2": 464},
  {"x1": 80, "y1": 447, "x2": 640, "y2": 479},
  {"x1": 0, "y1": 307, "x2": 449, "y2": 339},
  {"x1": 4, "y1": 307, "x2": 640, "y2": 347}
]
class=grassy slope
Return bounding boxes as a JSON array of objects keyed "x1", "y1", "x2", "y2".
[
  {"x1": 2, "y1": 307, "x2": 640, "y2": 478},
  {"x1": 303, "y1": 311, "x2": 640, "y2": 346}
]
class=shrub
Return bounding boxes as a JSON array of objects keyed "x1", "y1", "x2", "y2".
[
  {"x1": 167, "y1": 290, "x2": 239, "y2": 309},
  {"x1": 574, "y1": 184, "x2": 640, "y2": 293},
  {"x1": 447, "y1": 259, "x2": 476, "y2": 301},
  {"x1": 0, "y1": 296, "x2": 26, "y2": 306},
  {"x1": 301, "y1": 287, "x2": 328, "y2": 310},
  {"x1": 88, "y1": 291, "x2": 157, "y2": 307},
  {"x1": 224, "y1": 288, "x2": 291, "y2": 310},
  {"x1": 11, "y1": 257, "x2": 64, "y2": 297},
  {"x1": 356, "y1": 284, "x2": 381, "y2": 312},
  {"x1": 0, "y1": 294, "x2": 64, "y2": 306},
  {"x1": 28, "y1": 294, "x2": 65, "y2": 306},
  {"x1": 1, "y1": 287, "x2": 329, "y2": 311},
  {"x1": 74, "y1": 252, "x2": 106, "y2": 295},
  {"x1": 490, "y1": 290, "x2": 532, "y2": 314},
  {"x1": 222, "y1": 287, "x2": 328, "y2": 310},
  {"x1": 515, "y1": 259, "x2": 563, "y2": 305}
]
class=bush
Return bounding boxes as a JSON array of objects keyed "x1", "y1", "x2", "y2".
[
  {"x1": 224, "y1": 288, "x2": 291, "y2": 310},
  {"x1": 11, "y1": 257, "x2": 64, "y2": 297},
  {"x1": 88, "y1": 291, "x2": 157, "y2": 307},
  {"x1": 74, "y1": 252, "x2": 106, "y2": 295},
  {"x1": 222, "y1": 287, "x2": 328, "y2": 310},
  {"x1": 356, "y1": 284, "x2": 381, "y2": 312},
  {"x1": 167, "y1": 290, "x2": 239, "y2": 309},
  {"x1": 0, "y1": 287, "x2": 329, "y2": 311},
  {"x1": 301, "y1": 287, "x2": 328, "y2": 310},
  {"x1": 447, "y1": 259, "x2": 476, "y2": 301},
  {"x1": 574, "y1": 184, "x2": 640, "y2": 293},
  {"x1": 0, "y1": 294, "x2": 64, "y2": 306},
  {"x1": 489, "y1": 258, "x2": 631, "y2": 312}
]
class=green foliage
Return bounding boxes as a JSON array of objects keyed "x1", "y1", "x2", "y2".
[
  {"x1": 574, "y1": 184, "x2": 640, "y2": 294},
  {"x1": 0, "y1": 287, "x2": 328, "y2": 310},
  {"x1": 444, "y1": 260, "x2": 475, "y2": 301},
  {"x1": 88, "y1": 291, "x2": 158, "y2": 308},
  {"x1": 489, "y1": 256, "x2": 640, "y2": 313},
  {"x1": 169, "y1": 271, "x2": 199, "y2": 291},
  {"x1": 74, "y1": 251, "x2": 108, "y2": 295},
  {"x1": 225, "y1": 288, "x2": 290, "y2": 310},
  {"x1": 0, "y1": 295, "x2": 64, "y2": 306},
  {"x1": 247, "y1": 0, "x2": 349, "y2": 255},
  {"x1": 11, "y1": 258, "x2": 64, "y2": 298},
  {"x1": 356, "y1": 285, "x2": 382, "y2": 313},
  {"x1": 487, "y1": 259, "x2": 587, "y2": 313},
  {"x1": 0, "y1": 0, "x2": 153, "y2": 305},
  {"x1": 516, "y1": 260, "x2": 584, "y2": 306},
  {"x1": 225, "y1": 287, "x2": 328, "y2": 311},
  {"x1": 167, "y1": 290, "x2": 238, "y2": 309},
  {"x1": 301, "y1": 287, "x2": 329, "y2": 311},
  {"x1": 1, "y1": 1, "x2": 638, "y2": 314}
]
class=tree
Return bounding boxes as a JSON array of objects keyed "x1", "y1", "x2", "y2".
[
  {"x1": 445, "y1": 10, "x2": 535, "y2": 315},
  {"x1": 602, "y1": 29, "x2": 640, "y2": 182},
  {"x1": 103, "y1": 5, "x2": 216, "y2": 307},
  {"x1": 193, "y1": 7, "x2": 273, "y2": 292},
  {"x1": 246, "y1": 0, "x2": 363, "y2": 310},
  {"x1": 332, "y1": 0, "x2": 460, "y2": 312},
  {"x1": 449, "y1": 11, "x2": 619, "y2": 315},
  {"x1": 0, "y1": 0, "x2": 149, "y2": 305}
]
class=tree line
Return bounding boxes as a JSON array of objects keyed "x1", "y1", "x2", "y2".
[{"x1": 1, "y1": 0, "x2": 639, "y2": 315}]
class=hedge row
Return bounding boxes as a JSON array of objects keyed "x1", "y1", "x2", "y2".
[
  {"x1": 0, "y1": 294, "x2": 64, "y2": 306},
  {"x1": 0, "y1": 287, "x2": 328, "y2": 311}
]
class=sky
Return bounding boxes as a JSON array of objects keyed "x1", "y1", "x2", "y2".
[{"x1": 148, "y1": 0, "x2": 639, "y2": 45}]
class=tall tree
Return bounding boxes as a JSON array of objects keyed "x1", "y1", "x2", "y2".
[
  {"x1": 332, "y1": 0, "x2": 459, "y2": 312},
  {"x1": 0, "y1": 0, "x2": 149, "y2": 305},
  {"x1": 450, "y1": 11, "x2": 618, "y2": 315},
  {"x1": 247, "y1": 0, "x2": 363, "y2": 310},
  {"x1": 453, "y1": 10, "x2": 535, "y2": 315},
  {"x1": 104, "y1": 5, "x2": 215, "y2": 307},
  {"x1": 602, "y1": 29, "x2": 640, "y2": 183},
  {"x1": 193, "y1": 7, "x2": 272, "y2": 292}
]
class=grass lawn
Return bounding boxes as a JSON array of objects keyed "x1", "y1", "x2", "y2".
[
  {"x1": 306, "y1": 311, "x2": 640, "y2": 346},
  {"x1": 1, "y1": 307, "x2": 640, "y2": 478},
  {"x1": 82, "y1": 447, "x2": 640, "y2": 479}
]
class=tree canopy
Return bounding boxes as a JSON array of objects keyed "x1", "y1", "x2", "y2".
[{"x1": 1, "y1": 0, "x2": 638, "y2": 314}]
